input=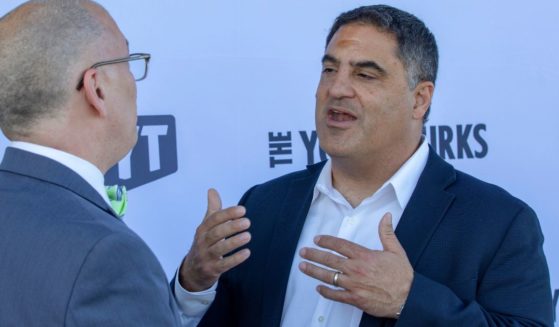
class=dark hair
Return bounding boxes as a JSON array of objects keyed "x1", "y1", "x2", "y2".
[{"x1": 326, "y1": 5, "x2": 438, "y2": 121}]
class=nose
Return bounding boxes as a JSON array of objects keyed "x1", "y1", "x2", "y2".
[{"x1": 327, "y1": 71, "x2": 355, "y2": 99}]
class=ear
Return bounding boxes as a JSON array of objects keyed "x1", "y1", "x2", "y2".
[
  {"x1": 82, "y1": 68, "x2": 108, "y2": 118},
  {"x1": 411, "y1": 81, "x2": 434, "y2": 121}
]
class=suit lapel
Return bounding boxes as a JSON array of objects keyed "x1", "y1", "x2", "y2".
[
  {"x1": 359, "y1": 148, "x2": 456, "y2": 327},
  {"x1": 0, "y1": 147, "x2": 117, "y2": 217},
  {"x1": 395, "y1": 148, "x2": 456, "y2": 266},
  {"x1": 260, "y1": 162, "x2": 325, "y2": 327},
  {"x1": 255, "y1": 152, "x2": 456, "y2": 327}
]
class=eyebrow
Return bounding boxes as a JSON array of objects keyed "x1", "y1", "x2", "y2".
[
  {"x1": 321, "y1": 54, "x2": 387, "y2": 76},
  {"x1": 354, "y1": 60, "x2": 386, "y2": 76},
  {"x1": 322, "y1": 54, "x2": 339, "y2": 65}
]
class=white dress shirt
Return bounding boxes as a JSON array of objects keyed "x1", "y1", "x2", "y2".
[
  {"x1": 177, "y1": 140, "x2": 429, "y2": 327},
  {"x1": 9, "y1": 141, "x2": 111, "y2": 207}
]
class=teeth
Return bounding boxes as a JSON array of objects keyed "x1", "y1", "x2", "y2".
[{"x1": 329, "y1": 109, "x2": 356, "y2": 122}]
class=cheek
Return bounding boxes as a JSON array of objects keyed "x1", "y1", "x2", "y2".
[
  {"x1": 132, "y1": 79, "x2": 138, "y2": 97},
  {"x1": 315, "y1": 85, "x2": 325, "y2": 118},
  {"x1": 127, "y1": 77, "x2": 137, "y2": 98},
  {"x1": 315, "y1": 75, "x2": 334, "y2": 99},
  {"x1": 315, "y1": 85, "x2": 326, "y2": 104}
]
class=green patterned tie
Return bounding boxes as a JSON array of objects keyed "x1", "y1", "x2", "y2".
[{"x1": 105, "y1": 185, "x2": 127, "y2": 218}]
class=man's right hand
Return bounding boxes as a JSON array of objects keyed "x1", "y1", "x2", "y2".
[{"x1": 178, "y1": 188, "x2": 251, "y2": 292}]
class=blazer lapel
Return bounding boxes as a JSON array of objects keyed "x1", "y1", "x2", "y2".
[
  {"x1": 260, "y1": 162, "x2": 325, "y2": 327},
  {"x1": 395, "y1": 147, "x2": 456, "y2": 266},
  {"x1": 359, "y1": 148, "x2": 457, "y2": 327},
  {"x1": 0, "y1": 147, "x2": 116, "y2": 217},
  {"x1": 255, "y1": 151, "x2": 457, "y2": 327}
]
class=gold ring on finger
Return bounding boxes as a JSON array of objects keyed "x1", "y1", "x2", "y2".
[{"x1": 332, "y1": 271, "x2": 341, "y2": 287}]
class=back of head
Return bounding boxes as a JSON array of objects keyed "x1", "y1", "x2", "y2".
[
  {"x1": 0, "y1": 0, "x2": 106, "y2": 138},
  {"x1": 326, "y1": 5, "x2": 438, "y2": 121}
]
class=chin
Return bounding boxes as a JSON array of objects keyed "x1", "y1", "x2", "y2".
[{"x1": 316, "y1": 141, "x2": 341, "y2": 158}]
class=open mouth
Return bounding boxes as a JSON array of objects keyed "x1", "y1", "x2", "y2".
[{"x1": 328, "y1": 109, "x2": 357, "y2": 122}]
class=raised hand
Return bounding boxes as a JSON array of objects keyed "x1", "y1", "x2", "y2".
[{"x1": 179, "y1": 189, "x2": 251, "y2": 292}]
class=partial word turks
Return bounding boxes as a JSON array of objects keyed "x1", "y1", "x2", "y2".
[{"x1": 268, "y1": 124, "x2": 488, "y2": 168}]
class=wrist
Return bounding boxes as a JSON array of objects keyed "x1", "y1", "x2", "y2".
[
  {"x1": 179, "y1": 270, "x2": 210, "y2": 292},
  {"x1": 394, "y1": 269, "x2": 412, "y2": 319}
]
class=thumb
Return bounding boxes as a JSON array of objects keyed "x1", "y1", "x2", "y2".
[
  {"x1": 378, "y1": 212, "x2": 405, "y2": 255},
  {"x1": 204, "y1": 188, "x2": 222, "y2": 219}
]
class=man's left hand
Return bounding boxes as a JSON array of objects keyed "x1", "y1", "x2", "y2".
[{"x1": 298, "y1": 213, "x2": 413, "y2": 318}]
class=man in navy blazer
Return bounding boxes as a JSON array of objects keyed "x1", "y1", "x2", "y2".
[
  {"x1": 0, "y1": 1, "x2": 184, "y2": 325},
  {"x1": 177, "y1": 5, "x2": 554, "y2": 326}
]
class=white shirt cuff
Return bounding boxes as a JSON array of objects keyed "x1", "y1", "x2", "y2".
[{"x1": 174, "y1": 269, "x2": 217, "y2": 317}]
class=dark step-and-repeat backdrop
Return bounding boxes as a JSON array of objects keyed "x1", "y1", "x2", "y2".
[{"x1": 1, "y1": 1, "x2": 557, "y2": 324}]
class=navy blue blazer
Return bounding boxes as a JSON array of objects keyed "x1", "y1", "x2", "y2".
[
  {"x1": 199, "y1": 148, "x2": 553, "y2": 326},
  {"x1": 0, "y1": 148, "x2": 181, "y2": 326}
]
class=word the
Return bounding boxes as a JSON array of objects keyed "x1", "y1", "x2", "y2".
[{"x1": 268, "y1": 124, "x2": 489, "y2": 168}]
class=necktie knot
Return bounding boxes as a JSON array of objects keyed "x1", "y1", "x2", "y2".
[{"x1": 105, "y1": 185, "x2": 127, "y2": 218}]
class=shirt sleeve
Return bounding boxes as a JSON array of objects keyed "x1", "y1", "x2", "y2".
[{"x1": 173, "y1": 268, "x2": 217, "y2": 326}]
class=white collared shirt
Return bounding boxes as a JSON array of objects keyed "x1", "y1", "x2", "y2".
[
  {"x1": 280, "y1": 140, "x2": 428, "y2": 327},
  {"x1": 9, "y1": 141, "x2": 111, "y2": 207},
  {"x1": 176, "y1": 141, "x2": 429, "y2": 327}
]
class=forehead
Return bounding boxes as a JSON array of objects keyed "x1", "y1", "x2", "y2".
[{"x1": 325, "y1": 23, "x2": 400, "y2": 64}]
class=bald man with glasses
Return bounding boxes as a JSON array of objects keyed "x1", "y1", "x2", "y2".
[{"x1": 0, "y1": 1, "x2": 183, "y2": 325}]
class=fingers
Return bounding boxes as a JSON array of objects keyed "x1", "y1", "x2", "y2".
[
  {"x1": 209, "y1": 231, "x2": 252, "y2": 258},
  {"x1": 316, "y1": 285, "x2": 353, "y2": 305},
  {"x1": 299, "y1": 247, "x2": 346, "y2": 272},
  {"x1": 299, "y1": 261, "x2": 345, "y2": 288},
  {"x1": 179, "y1": 190, "x2": 252, "y2": 292},
  {"x1": 205, "y1": 188, "x2": 222, "y2": 218},
  {"x1": 218, "y1": 248, "x2": 251, "y2": 272},
  {"x1": 197, "y1": 206, "x2": 246, "y2": 236},
  {"x1": 203, "y1": 217, "x2": 250, "y2": 247},
  {"x1": 378, "y1": 212, "x2": 405, "y2": 255},
  {"x1": 313, "y1": 235, "x2": 367, "y2": 259}
]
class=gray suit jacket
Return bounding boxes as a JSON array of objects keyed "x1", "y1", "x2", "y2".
[{"x1": 0, "y1": 147, "x2": 181, "y2": 326}]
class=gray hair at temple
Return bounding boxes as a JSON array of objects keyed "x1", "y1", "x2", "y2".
[
  {"x1": 326, "y1": 5, "x2": 438, "y2": 122},
  {"x1": 0, "y1": 0, "x2": 108, "y2": 138}
]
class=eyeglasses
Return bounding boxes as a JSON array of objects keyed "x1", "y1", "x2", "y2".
[{"x1": 76, "y1": 53, "x2": 151, "y2": 90}]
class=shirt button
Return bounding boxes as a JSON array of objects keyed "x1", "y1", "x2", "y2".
[
  {"x1": 201, "y1": 300, "x2": 210, "y2": 305},
  {"x1": 318, "y1": 316, "x2": 325, "y2": 323}
]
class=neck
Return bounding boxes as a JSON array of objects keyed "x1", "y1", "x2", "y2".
[
  {"x1": 330, "y1": 140, "x2": 421, "y2": 208},
  {"x1": 15, "y1": 128, "x2": 112, "y2": 174}
]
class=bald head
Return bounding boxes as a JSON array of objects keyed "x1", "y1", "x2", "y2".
[{"x1": 0, "y1": 0, "x2": 118, "y2": 138}]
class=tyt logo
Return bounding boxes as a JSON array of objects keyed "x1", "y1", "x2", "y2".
[{"x1": 105, "y1": 115, "x2": 178, "y2": 190}]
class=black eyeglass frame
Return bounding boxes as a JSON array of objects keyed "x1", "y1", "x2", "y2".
[{"x1": 76, "y1": 52, "x2": 151, "y2": 90}]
